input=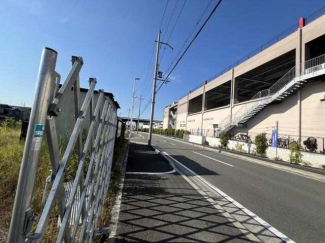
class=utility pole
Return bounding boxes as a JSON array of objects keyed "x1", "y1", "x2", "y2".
[
  {"x1": 148, "y1": 30, "x2": 173, "y2": 145},
  {"x1": 127, "y1": 108, "x2": 131, "y2": 131},
  {"x1": 130, "y1": 78, "x2": 140, "y2": 138},
  {"x1": 137, "y1": 95, "x2": 143, "y2": 135},
  {"x1": 148, "y1": 30, "x2": 161, "y2": 146}
]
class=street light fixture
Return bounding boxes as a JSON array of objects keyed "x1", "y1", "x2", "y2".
[{"x1": 129, "y1": 77, "x2": 140, "y2": 138}]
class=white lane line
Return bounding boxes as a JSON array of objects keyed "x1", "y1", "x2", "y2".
[
  {"x1": 170, "y1": 143, "x2": 176, "y2": 146},
  {"x1": 126, "y1": 169, "x2": 176, "y2": 175},
  {"x1": 138, "y1": 133, "x2": 144, "y2": 139},
  {"x1": 193, "y1": 151, "x2": 234, "y2": 167},
  {"x1": 156, "y1": 146, "x2": 295, "y2": 243}
]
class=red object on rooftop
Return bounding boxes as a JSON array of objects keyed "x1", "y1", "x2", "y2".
[{"x1": 299, "y1": 18, "x2": 306, "y2": 28}]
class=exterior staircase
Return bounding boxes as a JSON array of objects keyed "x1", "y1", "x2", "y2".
[
  {"x1": 169, "y1": 110, "x2": 177, "y2": 129},
  {"x1": 218, "y1": 54, "x2": 325, "y2": 135}
]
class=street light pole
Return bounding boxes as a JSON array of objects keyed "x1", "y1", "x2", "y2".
[
  {"x1": 127, "y1": 108, "x2": 130, "y2": 132},
  {"x1": 137, "y1": 95, "x2": 143, "y2": 135},
  {"x1": 130, "y1": 78, "x2": 140, "y2": 138},
  {"x1": 148, "y1": 30, "x2": 161, "y2": 146}
]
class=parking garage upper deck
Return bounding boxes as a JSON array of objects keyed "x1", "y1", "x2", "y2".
[{"x1": 178, "y1": 11, "x2": 325, "y2": 116}]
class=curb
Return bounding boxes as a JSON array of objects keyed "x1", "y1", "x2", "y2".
[{"x1": 108, "y1": 140, "x2": 130, "y2": 243}]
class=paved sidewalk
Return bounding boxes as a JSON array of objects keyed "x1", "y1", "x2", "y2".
[{"x1": 112, "y1": 142, "x2": 253, "y2": 242}]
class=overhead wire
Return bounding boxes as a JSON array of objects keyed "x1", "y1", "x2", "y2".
[
  {"x1": 156, "y1": 0, "x2": 223, "y2": 94},
  {"x1": 160, "y1": 0, "x2": 187, "y2": 63},
  {"x1": 137, "y1": 0, "x2": 171, "y2": 116},
  {"x1": 161, "y1": 0, "x2": 179, "y2": 41},
  {"x1": 141, "y1": 0, "x2": 223, "y2": 115},
  {"x1": 164, "y1": 0, "x2": 213, "y2": 75}
]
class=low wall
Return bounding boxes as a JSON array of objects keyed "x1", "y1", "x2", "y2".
[
  {"x1": 188, "y1": 135, "x2": 205, "y2": 144},
  {"x1": 203, "y1": 136, "x2": 325, "y2": 169}
]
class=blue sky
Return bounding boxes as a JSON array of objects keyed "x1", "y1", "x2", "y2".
[{"x1": 0, "y1": 0, "x2": 324, "y2": 120}]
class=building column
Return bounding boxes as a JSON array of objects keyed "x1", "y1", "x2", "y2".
[
  {"x1": 185, "y1": 92, "x2": 189, "y2": 131},
  {"x1": 296, "y1": 17, "x2": 305, "y2": 143},
  {"x1": 201, "y1": 81, "x2": 207, "y2": 135},
  {"x1": 230, "y1": 69, "x2": 236, "y2": 122}
]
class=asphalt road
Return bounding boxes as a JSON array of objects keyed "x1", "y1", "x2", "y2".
[{"x1": 135, "y1": 133, "x2": 325, "y2": 243}]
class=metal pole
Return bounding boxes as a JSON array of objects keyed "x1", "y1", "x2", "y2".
[
  {"x1": 148, "y1": 30, "x2": 161, "y2": 146},
  {"x1": 137, "y1": 95, "x2": 142, "y2": 135},
  {"x1": 276, "y1": 121, "x2": 278, "y2": 159},
  {"x1": 8, "y1": 47, "x2": 58, "y2": 243},
  {"x1": 129, "y1": 78, "x2": 139, "y2": 138},
  {"x1": 127, "y1": 108, "x2": 130, "y2": 131}
]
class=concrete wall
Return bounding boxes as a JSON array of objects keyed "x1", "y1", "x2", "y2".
[
  {"x1": 163, "y1": 106, "x2": 169, "y2": 129},
  {"x1": 189, "y1": 86, "x2": 204, "y2": 100},
  {"x1": 188, "y1": 134, "x2": 205, "y2": 144},
  {"x1": 301, "y1": 81, "x2": 325, "y2": 138},
  {"x1": 204, "y1": 136, "x2": 325, "y2": 169},
  {"x1": 176, "y1": 112, "x2": 187, "y2": 130},
  {"x1": 205, "y1": 71, "x2": 232, "y2": 92},
  {"x1": 202, "y1": 106, "x2": 230, "y2": 130},
  {"x1": 186, "y1": 113, "x2": 202, "y2": 131}
]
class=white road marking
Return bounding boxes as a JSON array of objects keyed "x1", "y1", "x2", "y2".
[
  {"x1": 126, "y1": 169, "x2": 176, "y2": 175},
  {"x1": 138, "y1": 133, "x2": 144, "y2": 139},
  {"x1": 154, "y1": 145, "x2": 295, "y2": 243},
  {"x1": 149, "y1": 133, "x2": 325, "y2": 183},
  {"x1": 193, "y1": 151, "x2": 234, "y2": 167},
  {"x1": 170, "y1": 143, "x2": 176, "y2": 146}
]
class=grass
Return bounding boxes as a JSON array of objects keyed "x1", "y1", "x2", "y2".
[
  {"x1": 0, "y1": 120, "x2": 127, "y2": 242},
  {"x1": 0, "y1": 121, "x2": 54, "y2": 241}
]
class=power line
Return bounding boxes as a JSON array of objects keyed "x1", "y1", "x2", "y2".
[
  {"x1": 156, "y1": 0, "x2": 223, "y2": 94},
  {"x1": 161, "y1": 0, "x2": 179, "y2": 41},
  {"x1": 140, "y1": 0, "x2": 222, "y2": 117},
  {"x1": 160, "y1": 0, "x2": 187, "y2": 62},
  {"x1": 136, "y1": 0, "x2": 171, "y2": 99},
  {"x1": 141, "y1": 99, "x2": 151, "y2": 116},
  {"x1": 159, "y1": 0, "x2": 170, "y2": 30},
  {"x1": 164, "y1": 0, "x2": 213, "y2": 76}
]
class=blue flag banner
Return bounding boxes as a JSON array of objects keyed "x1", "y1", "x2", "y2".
[{"x1": 272, "y1": 129, "x2": 278, "y2": 147}]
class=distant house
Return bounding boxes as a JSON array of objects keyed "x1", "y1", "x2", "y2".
[{"x1": 0, "y1": 104, "x2": 31, "y2": 122}]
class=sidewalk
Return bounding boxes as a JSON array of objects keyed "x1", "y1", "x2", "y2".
[{"x1": 111, "y1": 141, "x2": 253, "y2": 242}]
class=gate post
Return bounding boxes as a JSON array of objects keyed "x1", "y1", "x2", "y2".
[{"x1": 8, "y1": 47, "x2": 58, "y2": 243}]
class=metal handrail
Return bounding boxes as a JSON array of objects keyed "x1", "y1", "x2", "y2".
[
  {"x1": 304, "y1": 53, "x2": 325, "y2": 73},
  {"x1": 219, "y1": 66, "x2": 296, "y2": 132},
  {"x1": 219, "y1": 53, "x2": 325, "y2": 133}
]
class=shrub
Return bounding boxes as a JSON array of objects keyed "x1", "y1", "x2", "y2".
[
  {"x1": 219, "y1": 132, "x2": 229, "y2": 149},
  {"x1": 289, "y1": 141, "x2": 302, "y2": 164},
  {"x1": 235, "y1": 143, "x2": 244, "y2": 153},
  {"x1": 255, "y1": 133, "x2": 268, "y2": 156}
]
